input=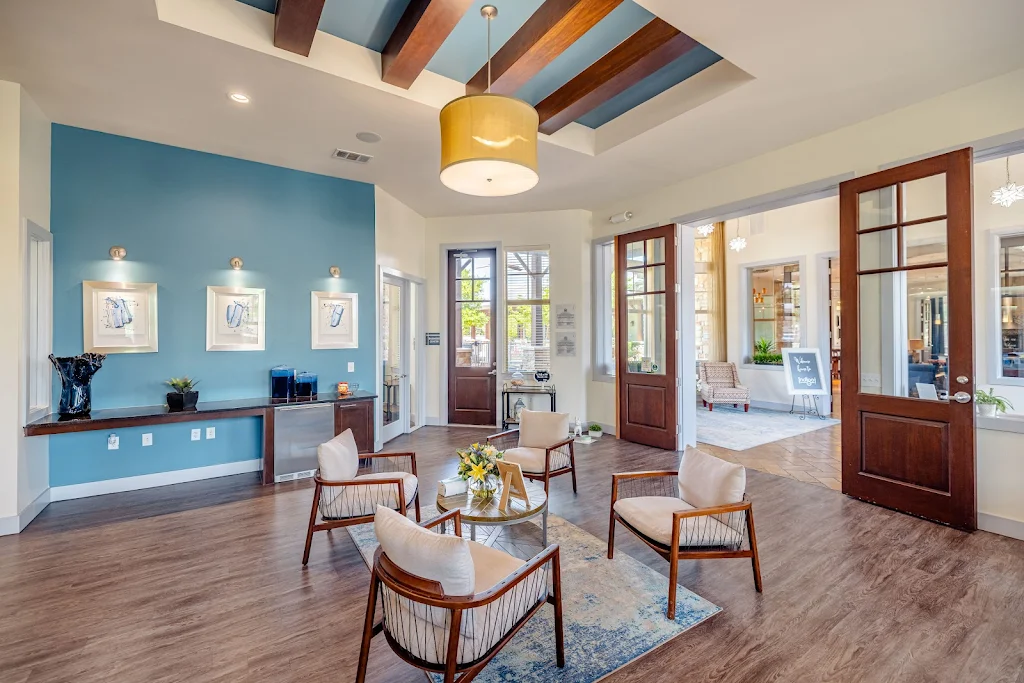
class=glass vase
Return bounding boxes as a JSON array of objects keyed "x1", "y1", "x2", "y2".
[
  {"x1": 49, "y1": 353, "x2": 105, "y2": 417},
  {"x1": 468, "y1": 474, "x2": 500, "y2": 499}
]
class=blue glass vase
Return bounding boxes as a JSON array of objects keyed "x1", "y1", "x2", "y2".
[{"x1": 50, "y1": 353, "x2": 105, "y2": 417}]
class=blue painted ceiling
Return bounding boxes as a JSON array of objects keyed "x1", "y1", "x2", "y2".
[{"x1": 236, "y1": 0, "x2": 721, "y2": 129}]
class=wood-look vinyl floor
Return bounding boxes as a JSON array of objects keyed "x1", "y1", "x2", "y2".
[{"x1": 3, "y1": 426, "x2": 1024, "y2": 683}]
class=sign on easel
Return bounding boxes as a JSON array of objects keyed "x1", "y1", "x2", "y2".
[
  {"x1": 497, "y1": 460, "x2": 530, "y2": 511},
  {"x1": 782, "y1": 348, "x2": 828, "y2": 395}
]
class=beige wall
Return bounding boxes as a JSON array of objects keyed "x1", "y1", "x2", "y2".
[
  {"x1": 375, "y1": 186, "x2": 427, "y2": 279},
  {"x1": 424, "y1": 210, "x2": 592, "y2": 426}
]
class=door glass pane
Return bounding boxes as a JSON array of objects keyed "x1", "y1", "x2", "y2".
[
  {"x1": 458, "y1": 257, "x2": 472, "y2": 278},
  {"x1": 859, "y1": 185, "x2": 897, "y2": 230},
  {"x1": 626, "y1": 293, "x2": 666, "y2": 375},
  {"x1": 903, "y1": 220, "x2": 947, "y2": 266},
  {"x1": 383, "y1": 282, "x2": 402, "y2": 426},
  {"x1": 626, "y1": 269, "x2": 645, "y2": 294},
  {"x1": 903, "y1": 173, "x2": 946, "y2": 222},
  {"x1": 647, "y1": 265, "x2": 665, "y2": 292},
  {"x1": 999, "y1": 234, "x2": 1024, "y2": 378},
  {"x1": 646, "y1": 237, "x2": 665, "y2": 265},
  {"x1": 459, "y1": 280, "x2": 474, "y2": 300},
  {"x1": 858, "y1": 267, "x2": 948, "y2": 400},
  {"x1": 858, "y1": 229, "x2": 898, "y2": 271},
  {"x1": 473, "y1": 258, "x2": 491, "y2": 279},
  {"x1": 626, "y1": 241, "x2": 645, "y2": 267},
  {"x1": 456, "y1": 301, "x2": 491, "y2": 367}
]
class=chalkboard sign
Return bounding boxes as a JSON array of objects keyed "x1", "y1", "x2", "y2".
[{"x1": 782, "y1": 348, "x2": 828, "y2": 396}]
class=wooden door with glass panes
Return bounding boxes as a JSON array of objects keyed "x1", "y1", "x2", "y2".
[{"x1": 448, "y1": 249, "x2": 497, "y2": 425}]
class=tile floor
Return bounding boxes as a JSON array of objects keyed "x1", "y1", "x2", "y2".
[{"x1": 700, "y1": 422, "x2": 842, "y2": 490}]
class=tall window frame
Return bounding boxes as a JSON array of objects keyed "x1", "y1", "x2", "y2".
[
  {"x1": 992, "y1": 230, "x2": 1024, "y2": 385},
  {"x1": 24, "y1": 220, "x2": 52, "y2": 421},
  {"x1": 743, "y1": 259, "x2": 803, "y2": 365},
  {"x1": 592, "y1": 240, "x2": 615, "y2": 380},
  {"x1": 504, "y1": 247, "x2": 550, "y2": 373}
]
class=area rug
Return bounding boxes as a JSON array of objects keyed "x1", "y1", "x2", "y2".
[
  {"x1": 696, "y1": 404, "x2": 839, "y2": 450},
  {"x1": 347, "y1": 507, "x2": 720, "y2": 682}
]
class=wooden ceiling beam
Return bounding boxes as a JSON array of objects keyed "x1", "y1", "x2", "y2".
[
  {"x1": 382, "y1": 0, "x2": 476, "y2": 89},
  {"x1": 535, "y1": 18, "x2": 698, "y2": 135},
  {"x1": 466, "y1": 0, "x2": 624, "y2": 96},
  {"x1": 274, "y1": 0, "x2": 327, "y2": 57}
]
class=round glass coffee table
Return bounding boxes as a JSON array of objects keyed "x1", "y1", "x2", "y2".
[{"x1": 436, "y1": 479, "x2": 548, "y2": 548}]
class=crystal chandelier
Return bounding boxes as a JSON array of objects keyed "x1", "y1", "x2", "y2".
[
  {"x1": 695, "y1": 224, "x2": 715, "y2": 237},
  {"x1": 729, "y1": 236, "x2": 746, "y2": 251},
  {"x1": 992, "y1": 156, "x2": 1024, "y2": 208}
]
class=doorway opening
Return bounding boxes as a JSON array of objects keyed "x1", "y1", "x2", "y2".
[
  {"x1": 380, "y1": 269, "x2": 425, "y2": 444},
  {"x1": 828, "y1": 257, "x2": 841, "y2": 417}
]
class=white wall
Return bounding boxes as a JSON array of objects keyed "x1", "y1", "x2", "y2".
[
  {"x1": 424, "y1": 210, "x2": 592, "y2": 425},
  {"x1": 375, "y1": 186, "x2": 427, "y2": 278}
]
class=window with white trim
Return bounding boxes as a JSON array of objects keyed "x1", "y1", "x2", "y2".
[
  {"x1": 997, "y1": 233, "x2": 1024, "y2": 380},
  {"x1": 505, "y1": 248, "x2": 550, "y2": 372},
  {"x1": 25, "y1": 221, "x2": 52, "y2": 420},
  {"x1": 592, "y1": 240, "x2": 615, "y2": 378},
  {"x1": 748, "y1": 262, "x2": 801, "y2": 364}
]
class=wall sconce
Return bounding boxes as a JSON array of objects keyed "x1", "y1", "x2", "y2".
[
  {"x1": 229, "y1": 257, "x2": 244, "y2": 270},
  {"x1": 109, "y1": 246, "x2": 127, "y2": 261},
  {"x1": 329, "y1": 266, "x2": 341, "y2": 278}
]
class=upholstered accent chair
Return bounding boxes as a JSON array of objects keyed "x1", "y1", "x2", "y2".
[
  {"x1": 356, "y1": 507, "x2": 564, "y2": 683},
  {"x1": 487, "y1": 410, "x2": 576, "y2": 494},
  {"x1": 301, "y1": 429, "x2": 420, "y2": 565},
  {"x1": 699, "y1": 361, "x2": 750, "y2": 411},
  {"x1": 608, "y1": 446, "x2": 762, "y2": 619}
]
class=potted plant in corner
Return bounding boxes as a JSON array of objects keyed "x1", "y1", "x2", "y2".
[
  {"x1": 752, "y1": 337, "x2": 783, "y2": 365},
  {"x1": 166, "y1": 377, "x2": 200, "y2": 412},
  {"x1": 975, "y1": 387, "x2": 1013, "y2": 418},
  {"x1": 588, "y1": 423, "x2": 603, "y2": 439}
]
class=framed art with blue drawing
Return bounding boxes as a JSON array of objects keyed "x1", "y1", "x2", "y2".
[
  {"x1": 83, "y1": 280, "x2": 158, "y2": 354},
  {"x1": 311, "y1": 291, "x2": 358, "y2": 349},
  {"x1": 206, "y1": 285, "x2": 265, "y2": 351}
]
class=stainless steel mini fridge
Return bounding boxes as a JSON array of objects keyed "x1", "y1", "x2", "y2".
[{"x1": 272, "y1": 403, "x2": 334, "y2": 482}]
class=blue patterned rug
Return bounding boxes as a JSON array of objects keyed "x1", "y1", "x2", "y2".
[
  {"x1": 347, "y1": 507, "x2": 720, "y2": 682},
  {"x1": 697, "y1": 404, "x2": 839, "y2": 450}
]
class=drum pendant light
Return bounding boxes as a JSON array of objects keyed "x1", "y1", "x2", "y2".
[{"x1": 439, "y1": 5, "x2": 539, "y2": 197}]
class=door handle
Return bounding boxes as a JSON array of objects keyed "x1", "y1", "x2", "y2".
[
  {"x1": 952, "y1": 391, "x2": 972, "y2": 403},
  {"x1": 488, "y1": 370, "x2": 497, "y2": 375}
]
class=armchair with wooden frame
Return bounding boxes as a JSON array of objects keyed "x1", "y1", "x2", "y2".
[
  {"x1": 302, "y1": 429, "x2": 420, "y2": 565},
  {"x1": 607, "y1": 447, "x2": 762, "y2": 619},
  {"x1": 487, "y1": 409, "x2": 576, "y2": 495},
  {"x1": 356, "y1": 507, "x2": 564, "y2": 683}
]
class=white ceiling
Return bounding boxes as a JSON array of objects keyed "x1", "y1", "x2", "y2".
[{"x1": 1, "y1": 0, "x2": 1023, "y2": 217}]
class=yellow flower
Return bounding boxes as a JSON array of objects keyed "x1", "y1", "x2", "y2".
[{"x1": 469, "y1": 461, "x2": 487, "y2": 481}]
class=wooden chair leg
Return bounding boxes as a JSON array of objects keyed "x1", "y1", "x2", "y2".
[
  {"x1": 708, "y1": 403, "x2": 713, "y2": 411},
  {"x1": 414, "y1": 496, "x2": 422, "y2": 523},
  {"x1": 552, "y1": 552, "x2": 565, "y2": 668},
  {"x1": 746, "y1": 507, "x2": 763, "y2": 593},
  {"x1": 702, "y1": 399, "x2": 707, "y2": 407},
  {"x1": 607, "y1": 515, "x2": 616, "y2": 559},
  {"x1": 568, "y1": 444, "x2": 578, "y2": 494},
  {"x1": 733, "y1": 403, "x2": 738, "y2": 408},
  {"x1": 543, "y1": 472, "x2": 551, "y2": 496},
  {"x1": 355, "y1": 573, "x2": 379, "y2": 683},
  {"x1": 668, "y1": 521, "x2": 681, "y2": 620},
  {"x1": 744, "y1": 404, "x2": 749, "y2": 413},
  {"x1": 443, "y1": 609, "x2": 463, "y2": 683},
  {"x1": 302, "y1": 482, "x2": 322, "y2": 566}
]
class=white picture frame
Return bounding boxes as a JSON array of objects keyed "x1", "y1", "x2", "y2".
[
  {"x1": 83, "y1": 281, "x2": 158, "y2": 354},
  {"x1": 207, "y1": 286, "x2": 265, "y2": 351},
  {"x1": 781, "y1": 347, "x2": 829, "y2": 395},
  {"x1": 311, "y1": 291, "x2": 358, "y2": 349}
]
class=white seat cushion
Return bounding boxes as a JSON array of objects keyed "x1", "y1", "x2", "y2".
[
  {"x1": 518, "y1": 410, "x2": 569, "y2": 449},
  {"x1": 374, "y1": 506, "x2": 474, "y2": 595},
  {"x1": 317, "y1": 429, "x2": 359, "y2": 481},
  {"x1": 677, "y1": 446, "x2": 746, "y2": 509},
  {"x1": 320, "y1": 472, "x2": 418, "y2": 519},
  {"x1": 501, "y1": 447, "x2": 548, "y2": 474},
  {"x1": 614, "y1": 496, "x2": 743, "y2": 548},
  {"x1": 468, "y1": 541, "x2": 525, "y2": 592}
]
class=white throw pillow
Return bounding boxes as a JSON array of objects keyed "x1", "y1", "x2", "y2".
[
  {"x1": 317, "y1": 429, "x2": 359, "y2": 481},
  {"x1": 374, "y1": 506, "x2": 475, "y2": 595},
  {"x1": 518, "y1": 410, "x2": 570, "y2": 449},
  {"x1": 677, "y1": 446, "x2": 746, "y2": 509}
]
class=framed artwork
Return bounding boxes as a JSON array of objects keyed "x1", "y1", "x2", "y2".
[
  {"x1": 311, "y1": 291, "x2": 358, "y2": 349},
  {"x1": 83, "y1": 281, "x2": 158, "y2": 353},
  {"x1": 207, "y1": 286, "x2": 265, "y2": 351}
]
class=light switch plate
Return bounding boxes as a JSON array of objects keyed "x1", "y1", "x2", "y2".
[
  {"x1": 107, "y1": 434, "x2": 119, "y2": 450},
  {"x1": 206, "y1": 426, "x2": 216, "y2": 439},
  {"x1": 347, "y1": 361, "x2": 355, "y2": 372},
  {"x1": 191, "y1": 428, "x2": 202, "y2": 441},
  {"x1": 142, "y1": 433, "x2": 153, "y2": 447}
]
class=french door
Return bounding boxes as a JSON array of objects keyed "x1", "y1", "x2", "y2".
[
  {"x1": 615, "y1": 225, "x2": 677, "y2": 450},
  {"x1": 381, "y1": 274, "x2": 409, "y2": 443},
  {"x1": 839, "y1": 148, "x2": 976, "y2": 530},
  {"x1": 448, "y1": 249, "x2": 497, "y2": 425}
]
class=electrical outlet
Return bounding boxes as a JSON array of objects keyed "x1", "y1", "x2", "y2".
[
  {"x1": 191, "y1": 428, "x2": 201, "y2": 441},
  {"x1": 206, "y1": 426, "x2": 216, "y2": 440},
  {"x1": 107, "y1": 434, "x2": 119, "y2": 450},
  {"x1": 860, "y1": 373, "x2": 882, "y2": 388},
  {"x1": 142, "y1": 433, "x2": 153, "y2": 447},
  {"x1": 347, "y1": 361, "x2": 355, "y2": 372}
]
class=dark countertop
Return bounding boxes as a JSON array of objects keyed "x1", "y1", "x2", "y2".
[{"x1": 24, "y1": 390, "x2": 377, "y2": 436}]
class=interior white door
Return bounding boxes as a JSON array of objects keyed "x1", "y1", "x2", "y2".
[{"x1": 381, "y1": 275, "x2": 409, "y2": 443}]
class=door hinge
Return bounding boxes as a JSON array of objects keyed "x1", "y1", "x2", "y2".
[{"x1": 674, "y1": 283, "x2": 681, "y2": 294}]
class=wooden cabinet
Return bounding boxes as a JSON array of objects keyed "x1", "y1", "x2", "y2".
[{"x1": 335, "y1": 397, "x2": 374, "y2": 453}]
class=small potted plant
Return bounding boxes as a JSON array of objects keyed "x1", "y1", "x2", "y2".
[
  {"x1": 975, "y1": 387, "x2": 1013, "y2": 418},
  {"x1": 588, "y1": 423, "x2": 603, "y2": 438},
  {"x1": 752, "y1": 337, "x2": 782, "y2": 365},
  {"x1": 166, "y1": 376, "x2": 200, "y2": 412}
]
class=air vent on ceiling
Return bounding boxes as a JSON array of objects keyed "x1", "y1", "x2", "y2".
[{"x1": 332, "y1": 148, "x2": 373, "y2": 164}]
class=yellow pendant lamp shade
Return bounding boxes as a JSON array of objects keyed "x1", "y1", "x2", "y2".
[{"x1": 439, "y1": 93, "x2": 539, "y2": 197}]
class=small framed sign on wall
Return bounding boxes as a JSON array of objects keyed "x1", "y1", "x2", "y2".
[{"x1": 781, "y1": 348, "x2": 828, "y2": 395}]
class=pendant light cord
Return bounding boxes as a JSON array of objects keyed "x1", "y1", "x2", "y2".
[{"x1": 486, "y1": 13, "x2": 492, "y2": 93}]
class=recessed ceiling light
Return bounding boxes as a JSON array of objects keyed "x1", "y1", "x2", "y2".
[
  {"x1": 356, "y1": 131, "x2": 382, "y2": 144},
  {"x1": 228, "y1": 92, "x2": 251, "y2": 104}
]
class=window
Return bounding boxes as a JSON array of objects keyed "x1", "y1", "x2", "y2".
[
  {"x1": 592, "y1": 241, "x2": 615, "y2": 378},
  {"x1": 998, "y1": 234, "x2": 1024, "y2": 379},
  {"x1": 505, "y1": 248, "x2": 549, "y2": 372},
  {"x1": 694, "y1": 235, "x2": 713, "y2": 362},
  {"x1": 749, "y1": 262, "x2": 800, "y2": 363},
  {"x1": 25, "y1": 221, "x2": 52, "y2": 420}
]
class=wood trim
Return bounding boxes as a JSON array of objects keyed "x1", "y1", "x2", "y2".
[
  {"x1": 535, "y1": 18, "x2": 698, "y2": 134},
  {"x1": 26, "y1": 406, "x2": 267, "y2": 436},
  {"x1": 382, "y1": 0, "x2": 475, "y2": 89},
  {"x1": 273, "y1": 0, "x2": 326, "y2": 57},
  {"x1": 465, "y1": 0, "x2": 624, "y2": 95}
]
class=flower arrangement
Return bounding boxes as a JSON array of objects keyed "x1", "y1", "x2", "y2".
[{"x1": 457, "y1": 442, "x2": 503, "y2": 497}]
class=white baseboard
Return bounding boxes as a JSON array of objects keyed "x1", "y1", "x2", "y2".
[
  {"x1": 979, "y1": 512, "x2": 1024, "y2": 541},
  {"x1": 0, "y1": 488, "x2": 52, "y2": 536},
  {"x1": 49, "y1": 459, "x2": 262, "y2": 502},
  {"x1": 750, "y1": 399, "x2": 800, "y2": 413},
  {"x1": 425, "y1": 416, "x2": 442, "y2": 426}
]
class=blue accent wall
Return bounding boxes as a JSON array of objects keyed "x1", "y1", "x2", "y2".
[{"x1": 49, "y1": 126, "x2": 376, "y2": 486}]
